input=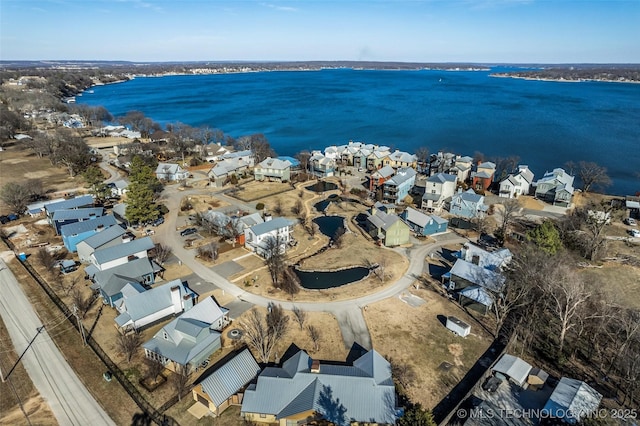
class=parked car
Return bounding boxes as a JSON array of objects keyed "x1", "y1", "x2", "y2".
[
  {"x1": 482, "y1": 375, "x2": 504, "y2": 393},
  {"x1": 7, "y1": 213, "x2": 18, "y2": 221},
  {"x1": 144, "y1": 229, "x2": 155, "y2": 236},
  {"x1": 629, "y1": 229, "x2": 640, "y2": 238},
  {"x1": 0, "y1": 216, "x2": 9, "y2": 224},
  {"x1": 152, "y1": 217, "x2": 164, "y2": 226},
  {"x1": 625, "y1": 217, "x2": 638, "y2": 226},
  {"x1": 179, "y1": 227, "x2": 198, "y2": 237}
]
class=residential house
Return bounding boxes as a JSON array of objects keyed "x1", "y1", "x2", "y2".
[
  {"x1": 112, "y1": 203, "x2": 130, "y2": 227},
  {"x1": 542, "y1": 377, "x2": 602, "y2": 424},
  {"x1": 471, "y1": 161, "x2": 496, "y2": 192},
  {"x1": 204, "y1": 143, "x2": 230, "y2": 163},
  {"x1": 155, "y1": 163, "x2": 189, "y2": 181},
  {"x1": 241, "y1": 349, "x2": 397, "y2": 425},
  {"x1": 52, "y1": 207, "x2": 104, "y2": 235},
  {"x1": 142, "y1": 296, "x2": 229, "y2": 373},
  {"x1": 89, "y1": 257, "x2": 157, "y2": 307},
  {"x1": 26, "y1": 197, "x2": 65, "y2": 217},
  {"x1": 89, "y1": 236, "x2": 155, "y2": 272},
  {"x1": 44, "y1": 195, "x2": 94, "y2": 222},
  {"x1": 76, "y1": 224, "x2": 128, "y2": 263},
  {"x1": 352, "y1": 147, "x2": 373, "y2": 170},
  {"x1": 309, "y1": 152, "x2": 336, "y2": 178},
  {"x1": 499, "y1": 165, "x2": 534, "y2": 198},
  {"x1": 456, "y1": 243, "x2": 512, "y2": 271},
  {"x1": 369, "y1": 165, "x2": 395, "y2": 192},
  {"x1": 221, "y1": 150, "x2": 255, "y2": 167},
  {"x1": 428, "y1": 152, "x2": 457, "y2": 176},
  {"x1": 338, "y1": 142, "x2": 363, "y2": 166},
  {"x1": 382, "y1": 167, "x2": 416, "y2": 203},
  {"x1": 386, "y1": 150, "x2": 417, "y2": 170},
  {"x1": 109, "y1": 180, "x2": 129, "y2": 197},
  {"x1": 365, "y1": 204, "x2": 411, "y2": 247},
  {"x1": 401, "y1": 207, "x2": 448, "y2": 236},
  {"x1": 451, "y1": 156, "x2": 474, "y2": 183},
  {"x1": 422, "y1": 172, "x2": 457, "y2": 213},
  {"x1": 535, "y1": 168, "x2": 575, "y2": 207},
  {"x1": 446, "y1": 259, "x2": 506, "y2": 313},
  {"x1": 253, "y1": 157, "x2": 292, "y2": 182},
  {"x1": 114, "y1": 279, "x2": 196, "y2": 332},
  {"x1": 626, "y1": 195, "x2": 640, "y2": 219},
  {"x1": 193, "y1": 348, "x2": 261, "y2": 417},
  {"x1": 60, "y1": 215, "x2": 117, "y2": 253},
  {"x1": 244, "y1": 217, "x2": 295, "y2": 257},
  {"x1": 449, "y1": 189, "x2": 487, "y2": 219},
  {"x1": 492, "y1": 354, "x2": 532, "y2": 387},
  {"x1": 366, "y1": 148, "x2": 391, "y2": 171},
  {"x1": 208, "y1": 158, "x2": 250, "y2": 187}
]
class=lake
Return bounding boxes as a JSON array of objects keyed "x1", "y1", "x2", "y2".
[{"x1": 79, "y1": 68, "x2": 640, "y2": 195}]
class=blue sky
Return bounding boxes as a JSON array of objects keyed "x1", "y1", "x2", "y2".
[{"x1": 1, "y1": 0, "x2": 639, "y2": 63}]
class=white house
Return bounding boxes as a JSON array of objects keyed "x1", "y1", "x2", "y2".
[
  {"x1": 244, "y1": 217, "x2": 295, "y2": 257},
  {"x1": 499, "y1": 165, "x2": 534, "y2": 198},
  {"x1": 155, "y1": 163, "x2": 189, "y2": 181},
  {"x1": 89, "y1": 236, "x2": 155, "y2": 271},
  {"x1": 422, "y1": 172, "x2": 457, "y2": 213}
]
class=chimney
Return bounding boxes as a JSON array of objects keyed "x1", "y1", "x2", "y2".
[
  {"x1": 311, "y1": 359, "x2": 320, "y2": 373},
  {"x1": 264, "y1": 213, "x2": 272, "y2": 222},
  {"x1": 170, "y1": 285, "x2": 181, "y2": 312}
]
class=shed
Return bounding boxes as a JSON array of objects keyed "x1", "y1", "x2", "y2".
[
  {"x1": 527, "y1": 367, "x2": 549, "y2": 391},
  {"x1": 446, "y1": 316, "x2": 471, "y2": 337},
  {"x1": 492, "y1": 354, "x2": 532, "y2": 387}
]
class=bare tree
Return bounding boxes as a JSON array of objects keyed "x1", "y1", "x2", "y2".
[
  {"x1": 496, "y1": 198, "x2": 522, "y2": 245},
  {"x1": 307, "y1": 221, "x2": 319, "y2": 237},
  {"x1": 241, "y1": 304, "x2": 289, "y2": 363},
  {"x1": 36, "y1": 247, "x2": 56, "y2": 274},
  {"x1": 117, "y1": 330, "x2": 143, "y2": 364},
  {"x1": 576, "y1": 161, "x2": 612, "y2": 193},
  {"x1": 292, "y1": 306, "x2": 307, "y2": 330},
  {"x1": 144, "y1": 358, "x2": 165, "y2": 383},
  {"x1": 490, "y1": 269, "x2": 532, "y2": 336},
  {"x1": 295, "y1": 151, "x2": 312, "y2": 176},
  {"x1": 415, "y1": 147, "x2": 430, "y2": 172},
  {"x1": 264, "y1": 235, "x2": 285, "y2": 287},
  {"x1": 561, "y1": 202, "x2": 611, "y2": 260},
  {"x1": 72, "y1": 288, "x2": 93, "y2": 318},
  {"x1": 153, "y1": 243, "x2": 172, "y2": 264},
  {"x1": 273, "y1": 198, "x2": 283, "y2": 215},
  {"x1": 196, "y1": 242, "x2": 219, "y2": 262},
  {"x1": 281, "y1": 268, "x2": 300, "y2": 300},
  {"x1": 386, "y1": 356, "x2": 417, "y2": 391},
  {"x1": 307, "y1": 325, "x2": 321, "y2": 352},
  {"x1": 333, "y1": 226, "x2": 346, "y2": 248},
  {"x1": 291, "y1": 199, "x2": 303, "y2": 216},
  {"x1": 172, "y1": 364, "x2": 190, "y2": 401}
]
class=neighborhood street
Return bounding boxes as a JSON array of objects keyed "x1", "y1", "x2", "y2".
[{"x1": 0, "y1": 258, "x2": 116, "y2": 426}]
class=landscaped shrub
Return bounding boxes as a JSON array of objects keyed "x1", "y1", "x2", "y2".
[{"x1": 256, "y1": 202, "x2": 265, "y2": 211}]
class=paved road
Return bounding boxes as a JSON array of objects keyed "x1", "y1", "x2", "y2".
[
  {"x1": 155, "y1": 185, "x2": 468, "y2": 349},
  {"x1": 0, "y1": 258, "x2": 115, "y2": 426}
]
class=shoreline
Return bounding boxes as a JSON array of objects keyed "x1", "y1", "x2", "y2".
[{"x1": 490, "y1": 73, "x2": 640, "y2": 84}]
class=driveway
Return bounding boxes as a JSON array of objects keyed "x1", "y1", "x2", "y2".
[{"x1": 0, "y1": 258, "x2": 116, "y2": 426}]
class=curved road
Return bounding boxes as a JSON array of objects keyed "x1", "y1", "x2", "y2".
[
  {"x1": 0, "y1": 258, "x2": 115, "y2": 426},
  {"x1": 156, "y1": 186, "x2": 467, "y2": 349}
]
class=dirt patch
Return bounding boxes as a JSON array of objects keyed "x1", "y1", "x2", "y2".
[
  {"x1": 230, "y1": 181, "x2": 297, "y2": 203},
  {"x1": 518, "y1": 195, "x2": 545, "y2": 210}
]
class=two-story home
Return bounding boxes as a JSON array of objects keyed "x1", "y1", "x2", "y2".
[
  {"x1": 222, "y1": 150, "x2": 255, "y2": 167},
  {"x1": 52, "y1": 207, "x2": 104, "y2": 235},
  {"x1": 421, "y1": 172, "x2": 457, "y2": 213},
  {"x1": 244, "y1": 217, "x2": 295, "y2": 257},
  {"x1": 471, "y1": 161, "x2": 496, "y2": 192},
  {"x1": 89, "y1": 236, "x2": 155, "y2": 272},
  {"x1": 203, "y1": 143, "x2": 230, "y2": 163},
  {"x1": 449, "y1": 189, "x2": 487, "y2": 219},
  {"x1": 309, "y1": 152, "x2": 336, "y2": 178},
  {"x1": 534, "y1": 168, "x2": 575, "y2": 207},
  {"x1": 456, "y1": 242, "x2": 512, "y2": 271},
  {"x1": 253, "y1": 157, "x2": 292, "y2": 182},
  {"x1": 368, "y1": 165, "x2": 395, "y2": 192},
  {"x1": 89, "y1": 257, "x2": 157, "y2": 307},
  {"x1": 60, "y1": 215, "x2": 118, "y2": 253},
  {"x1": 208, "y1": 158, "x2": 250, "y2": 187},
  {"x1": 499, "y1": 165, "x2": 534, "y2": 198},
  {"x1": 76, "y1": 223, "x2": 128, "y2": 263},
  {"x1": 365, "y1": 204, "x2": 411, "y2": 247},
  {"x1": 366, "y1": 148, "x2": 391, "y2": 171},
  {"x1": 451, "y1": 156, "x2": 474, "y2": 183},
  {"x1": 114, "y1": 279, "x2": 196, "y2": 332},
  {"x1": 401, "y1": 207, "x2": 448, "y2": 236},
  {"x1": 142, "y1": 296, "x2": 229, "y2": 374},
  {"x1": 155, "y1": 163, "x2": 189, "y2": 181},
  {"x1": 446, "y1": 259, "x2": 506, "y2": 313},
  {"x1": 44, "y1": 195, "x2": 94, "y2": 223},
  {"x1": 352, "y1": 147, "x2": 373, "y2": 170},
  {"x1": 386, "y1": 150, "x2": 418, "y2": 170},
  {"x1": 382, "y1": 167, "x2": 417, "y2": 203},
  {"x1": 240, "y1": 349, "x2": 397, "y2": 425}
]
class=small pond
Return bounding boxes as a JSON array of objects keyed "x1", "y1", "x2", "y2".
[
  {"x1": 306, "y1": 181, "x2": 338, "y2": 193},
  {"x1": 295, "y1": 267, "x2": 370, "y2": 289},
  {"x1": 313, "y1": 216, "x2": 345, "y2": 239}
]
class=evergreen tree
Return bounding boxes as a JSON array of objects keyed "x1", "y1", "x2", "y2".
[
  {"x1": 527, "y1": 219, "x2": 563, "y2": 254},
  {"x1": 397, "y1": 403, "x2": 436, "y2": 426},
  {"x1": 82, "y1": 166, "x2": 110, "y2": 202},
  {"x1": 125, "y1": 155, "x2": 162, "y2": 224}
]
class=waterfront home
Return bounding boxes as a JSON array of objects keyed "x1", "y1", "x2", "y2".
[
  {"x1": 244, "y1": 217, "x2": 295, "y2": 257},
  {"x1": 309, "y1": 152, "x2": 336, "y2": 178},
  {"x1": 449, "y1": 189, "x2": 487, "y2": 218},
  {"x1": 543, "y1": 377, "x2": 602, "y2": 424},
  {"x1": 60, "y1": 214, "x2": 117, "y2": 253},
  {"x1": 203, "y1": 143, "x2": 230, "y2": 163},
  {"x1": 456, "y1": 242, "x2": 512, "y2": 271},
  {"x1": 535, "y1": 168, "x2": 575, "y2": 207},
  {"x1": 626, "y1": 195, "x2": 640, "y2": 219},
  {"x1": 338, "y1": 142, "x2": 363, "y2": 166},
  {"x1": 471, "y1": 161, "x2": 496, "y2": 192},
  {"x1": 446, "y1": 258, "x2": 506, "y2": 313},
  {"x1": 76, "y1": 223, "x2": 128, "y2": 263},
  {"x1": 115, "y1": 279, "x2": 196, "y2": 332},
  {"x1": 222, "y1": 150, "x2": 255, "y2": 167},
  {"x1": 89, "y1": 236, "x2": 155, "y2": 272},
  {"x1": 366, "y1": 148, "x2": 391, "y2": 171},
  {"x1": 192, "y1": 348, "x2": 261, "y2": 417},
  {"x1": 499, "y1": 165, "x2": 534, "y2": 198},
  {"x1": 240, "y1": 349, "x2": 397, "y2": 425},
  {"x1": 88, "y1": 257, "x2": 157, "y2": 307},
  {"x1": 208, "y1": 158, "x2": 250, "y2": 187},
  {"x1": 386, "y1": 150, "x2": 418, "y2": 170},
  {"x1": 422, "y1": 172, "x2": 457, "y2": 213},
  {"x1": 52, "y1": 207, "x2": 104, "y2": 235},
  {"x1": 323, "y1": 145, "x2": 339, "y2": 160},
  {"x1": 253, "y1": 157, "x2": 292, "y2": 182},
  {"x1": 383, "y1": 167, "x2": 417, "y2": 203},
  {"x1": 368, "y1": 165, "x2": 395, "y2": 192},
  {"x1": 142, "y1": 296, "x2": 229, "y2": 374},
  {"x1": 44, "y1": 195, "x2": 94, "y2": 222},
  {"x1": 451, "y1": 155, "x2": 474, "y2": 183},
  {"x1": 401, "y1": 207, "x2": 448, "y2": 236},
  {"x1": 353, "y1": 146, "x2": 373, "y2": 170},
  {"x1": 365, "y1": 204, "x2": 411, "y2": 247},
  {"x1": 428, "y1": 152, "x2": 457, "y2": 176},
  {"x1": 155, "y1": 163, "x2": 189, "y2": 181}
]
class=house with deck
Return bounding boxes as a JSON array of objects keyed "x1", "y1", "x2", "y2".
[
  {"x1": 142, "y1": 296, "x2": 229, "y2": 374},
  {"x1": 89, "y1": 236, "x2": 155, "y2": 272},
  {"x1": 471, "y1": 161, "x2": 496, "y2": 192},
  {"x1": 60, "y1": 215, "x2": 118, "y2": 253},
  {"x1": 449, "y1": 189, "x2": 487, "y2": 218},
  {"x1": 192, "y1": 348, "x2": 261, "y2": 417},
  {"x1": 208, "y1": 158, "x2": 250, "y2": 187},
  {"x1": 240, "y1": 349, "x2": 397, "y2": 425},
  {"x1": 253, "y1": 157, "x2": 292, "y2": 182},
  {"x1": 535, "y1": 168, "x2": 575, "y2": 207},
  {"x1": 244, "y1": 217, "x2": 295, "y2": 257},
  {"x1": 382, "y1": 167, "x2": 416, "y2": 203},
  {"x1": 401, "y1": 207, "x2": 448, "y2": 236},
  {"x1": 451, "y1": 156, "x2": 474, "y2": 183},
  {"x1": 365, "y1": 204, "x2": 411, "y2": 247},
  {"x1": 109, "y1": 180, "x2": 129, "y2": 197},
  {"x1": 368, "y1": 165, "x2": 395, "y2": 192},
  {"x1": 456, "y1": 243, "x2": 512, "y2": 271},
  {"x1": 446, "y1": 259, "x2": 506, "y2": 313},
  {"x1": 499, "y1": 165, "x2": 534, "y2": 199},
  {"x1": 309, "y1": 152, "x2": 336, "y2": 178},
  {"x1": 422, "y1": 172, "x2": 457, "y2": 213},
  {"x1": 386, "y1": 150, "x2": 418, "y2": 170},
  {"x1": 221, "y1": 150, "x2": 255, "y2": 167},
  {"x1": 367, "y1": 148, "x2": 391, "y2": 171},
  {"x1": 155, "y1": 163, "x2": 189, "y2": 181}
]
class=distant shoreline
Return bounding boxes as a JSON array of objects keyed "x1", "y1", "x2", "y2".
[{"x1": 490, "y1": 73, "x2": 640, "y2": 84}]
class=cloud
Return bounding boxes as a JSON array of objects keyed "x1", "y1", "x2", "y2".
[
  {"x1": 261, "y1": 2, "x2": 298, "y2": 12},
  {"x1": 114, "y1": 0, "x2": 164, "y2": 13}
]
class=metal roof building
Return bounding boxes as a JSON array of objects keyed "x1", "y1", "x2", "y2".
[{"x1": 492, "y1": 354, "x2": 532, "y2": 387}]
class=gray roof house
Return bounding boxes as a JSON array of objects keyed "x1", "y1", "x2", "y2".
[
  {"x1": 208, "y1": 158, "x2": 250, "y2": 187},
  {"x1": 535, "y1": 168, "x2": 575, "y2": 207},
  {"x1": 114, "y1": 278, "x2": 196, "y2": 332},
  {"x1": 400, "y1": 207, "x2": 448, "y2": 236},
  {"x1": 254, "y1": 157, "x2": 292, "y2": 182},
  {"x1": 52, "y1": 207, "x2": 104, "y2": 235},
  {"x1": 44, "y1": 195, "x2": 94, "y2": 220},
  {"x1": 543, "y1": 377, "x2": 602, "y2": 424},
  {"x1": 492, "y1": 354, "x2": 532, "y2": 387},
  {"x1": 244, "y1": 217, "x2": 295, "y2": 257},
  {"x1": 364, "y1": 204, "x2": 411, "y2": 247},
  {"x1": 89, "y1": 257, "x2": 156, "y2": 307},
  {"x1": 76, "y1": 224, "x2": 128, "y2": 263},
  {"x1": 449, "y1": 189, "x2": 488, "y2": 218},
  {"x1": 193, "y1": 348, "x2": 261, "y2": 416},
  {"x1": 142, "y1": 296, "x2": 229, "y2": 374},
  {"x1": 457, "y1": 243, "x2": 512, "y2": 271},
  {"x1": 499, "y1": 165, "x2": 534, "y2": 199},
  {"x1": 90, "y1": 236, "x2": 155, "y2": 272},
  {"x1": 155, "y1": 163, "x2": 189, "y2": 181},
  {"x1": 422, "y1": 172, "x2": 457, "y2": 213},
  {"x1": 241, "y1": 349, "x2": 397, "y2": 425},
  {"x1": 60, "y1": 215, "x2": 118, "y2": 253}
]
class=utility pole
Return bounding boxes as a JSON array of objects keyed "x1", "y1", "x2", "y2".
[
  {"x1": 1, "y1": 326, "x2": 45, "y2": 383},
  {"x1": 72, "y1": 305, "x2": 87, "y2": 346}
]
